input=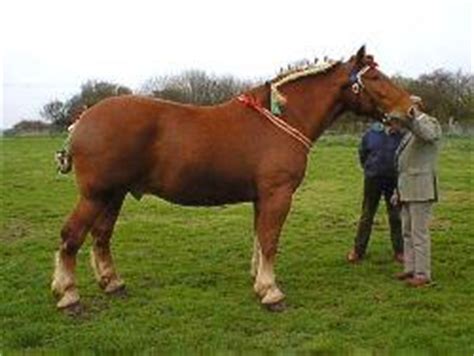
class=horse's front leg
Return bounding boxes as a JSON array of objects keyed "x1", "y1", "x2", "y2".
[{"x1": 253, "y1": 186, "x2": 292, "y2": 311}]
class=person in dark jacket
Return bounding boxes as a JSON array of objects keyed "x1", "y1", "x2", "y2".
[{"x1": 347, "y1": 121, "x2": 404, "y2": 263}]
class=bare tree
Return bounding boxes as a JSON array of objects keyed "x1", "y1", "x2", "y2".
[
  {"x1": 393, "y1": 70, "x2": 474, "y2": 124},
  {"x1": 41, "y1": 80, "x2": 132, "y2": 130},
  {"x1": 141, "y1": 70, "x2": 255, "y2": 105}
]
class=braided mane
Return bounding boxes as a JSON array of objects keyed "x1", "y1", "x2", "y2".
[{"x1": 269, "y1": 58, "x2": 341, "y2": 115}]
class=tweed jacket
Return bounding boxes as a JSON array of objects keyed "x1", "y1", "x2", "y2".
[{"x1": 396, "y1": 113, "x2": 442, "y2": 202}]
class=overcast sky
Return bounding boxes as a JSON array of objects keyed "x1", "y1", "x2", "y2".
[{"x1": 1, "y1": 0, "x2": 472, "y2": 129}]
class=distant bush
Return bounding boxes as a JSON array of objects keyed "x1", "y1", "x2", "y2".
[
  {"x1": 3, "y1": 120, "x2": 52, "y2": 136},
  {"x1": 141, "y1": 70, "x2": 255, "y2": 105}
]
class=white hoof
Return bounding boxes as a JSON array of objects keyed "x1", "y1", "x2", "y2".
[
  {"x1": 261, "y1": 286, "x2": 285, "y2": 305},
  {"x1": 56, "y1": 289, "x2": 80, "y2": 309},
  {"x1": 104, "y1": 278, "x2": 125, "y2": 294}
]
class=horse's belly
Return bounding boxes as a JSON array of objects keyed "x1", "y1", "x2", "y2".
[{"x1": 149, "y1": 173, "x2": 256, "y2": 206}]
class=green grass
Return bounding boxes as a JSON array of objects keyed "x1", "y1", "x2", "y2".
[{"x1": 1, "y1": 135, "x2": 473, "y2": 353}]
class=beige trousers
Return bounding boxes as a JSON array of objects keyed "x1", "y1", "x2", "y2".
[{"x1": 401, "y1": 201, "x2": 433, "y2": 280}]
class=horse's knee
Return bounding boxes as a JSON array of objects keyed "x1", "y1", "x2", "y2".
[{"x1": 60, "y1": 224, "x2": 84, "y2": 255}]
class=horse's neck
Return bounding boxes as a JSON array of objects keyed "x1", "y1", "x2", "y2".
[
  {"x1": 241, "y1": 68, "x2": 348, "y2": 142},
  {"x1": 282, "y1": 67, "x2": 348, "y2": 141},
  {"x1": 246, "y1": 85, "x2": 270, "y2": 106}
]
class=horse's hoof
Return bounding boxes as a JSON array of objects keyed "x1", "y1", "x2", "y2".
[
  {"x1": 57, "y1": 289, "x2": 82, "y2": 316},
  {"x1": 56, "y1": 289, "x2": 80, "y2": 309},
  {"x1": 105, "y1": 283, "x2": 127, "y2": 298},
  {"x1": 263, "y1": 300, "x2": 287, "y2": 313},
  {"x1": 61, "y1": 301, "x2": 83, "y2": 316},
  {"x1": 260, "y1": 286, "x2": 284, "y2": 305}
]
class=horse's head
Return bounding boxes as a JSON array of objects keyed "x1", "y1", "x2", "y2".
[{"x1": 341, "y1": 46, "x2": 415, "y2": 121}]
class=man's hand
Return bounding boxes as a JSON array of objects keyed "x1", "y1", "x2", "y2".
[
  {"x1": 407, "y1": 95, "x2": 425, "y2": 120},
  {"x1": 390, "y1": 192, "x2": 400, "y2": 207}
]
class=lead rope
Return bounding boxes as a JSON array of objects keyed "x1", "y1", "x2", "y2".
[{"x1": 237, "y1": 95, "x2": 312, "y2": 152}]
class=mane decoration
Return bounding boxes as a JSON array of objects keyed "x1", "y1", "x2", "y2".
[{"x1": 270, "y1": 57, "x2": 340, "y2": 115}]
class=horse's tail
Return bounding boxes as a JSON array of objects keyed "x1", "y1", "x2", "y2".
[
  {"x1": 55, "y1": 148, "x2": 73, "y2": 174},
  {"x1": 55, "y1": 105, "x2": 88, "y2": 174}
]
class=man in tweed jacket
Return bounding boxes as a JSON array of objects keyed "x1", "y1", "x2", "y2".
[{"x1": 392, "y1": 104, "x2": 442, "y2": 287}]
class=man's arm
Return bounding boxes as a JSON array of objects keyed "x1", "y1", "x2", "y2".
[{"x1": 406, "y1": 110, "x2": 442, "y2": 143}]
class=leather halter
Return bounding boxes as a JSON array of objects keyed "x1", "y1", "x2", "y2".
[
  {"x1": 237, "y1": 94, "x2": 312, "y2": 152},
  {"x1": 349, "y1": 64, "x2": 373, "y2": 94},
  {"x1": 348, "y1": 63, "x2": 394, "y2": 121}
]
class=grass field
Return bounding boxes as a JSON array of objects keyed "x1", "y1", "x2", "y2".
[{"x1": 1, "y1": 135, "x2": 473, "y2": 353}]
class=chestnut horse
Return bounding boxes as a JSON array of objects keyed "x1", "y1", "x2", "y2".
[{"x1": 52, "y1": 46, "x2": 414, "y2": 312}]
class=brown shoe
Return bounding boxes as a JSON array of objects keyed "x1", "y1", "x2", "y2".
[
  {"x1": 395, "y1": 271, "x2": 413, "y2": 280},
  {"x1": 346, "y1": 249, "x2": 362, "y2": 263},
  {"x1": 394, "y1": 252, "x2": 404, "y2": 264},
  {"x1": 406, "y1": 276, "x2": 431, "y2": 287}
]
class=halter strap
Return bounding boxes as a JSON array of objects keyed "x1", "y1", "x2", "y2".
[
  {"x1": 237, "y1": 94, "x2": 312, "y2": 152},
  {"x1": 349, "y1": 63, "x2": 392, "y2": 118},
  {"x1": 355, "y1": 65, "x2": 372, "y2": 87},
  {"x1": 349, "y1": 64, "x2": 372, "y2": 89}
]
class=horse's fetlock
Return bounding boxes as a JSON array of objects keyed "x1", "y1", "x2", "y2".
[
  {"x1": 254, "y1": 280, "x2": 272, "y2": 297},
  {"x1": 260, "y1": 244, "x2": 278, "y2": 260},
  {"x1": 104, "y1": 278, "x2": 125, "y2": 294}
]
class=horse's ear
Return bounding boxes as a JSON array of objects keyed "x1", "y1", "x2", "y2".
[{"x1": 355, "y1": 45, "x2": 366, "y2": 64}]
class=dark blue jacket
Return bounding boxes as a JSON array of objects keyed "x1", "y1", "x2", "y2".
[{"x1": 359, "y1": 123, "x2": 403, "y2": 178}]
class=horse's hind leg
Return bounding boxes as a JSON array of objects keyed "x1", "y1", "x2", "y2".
[
  {"x1": 52, "y1": 196, "x2": 106, "y2": 309},
  {"x1": 89, "y1": 192, "x2": 126, "y2": 294},
  {"x1": 250, "y1": 235, "x2": 260, "y2": 278},
  {"x1": 250, "y1": 202, "x2": 261, "y2": 278}
]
